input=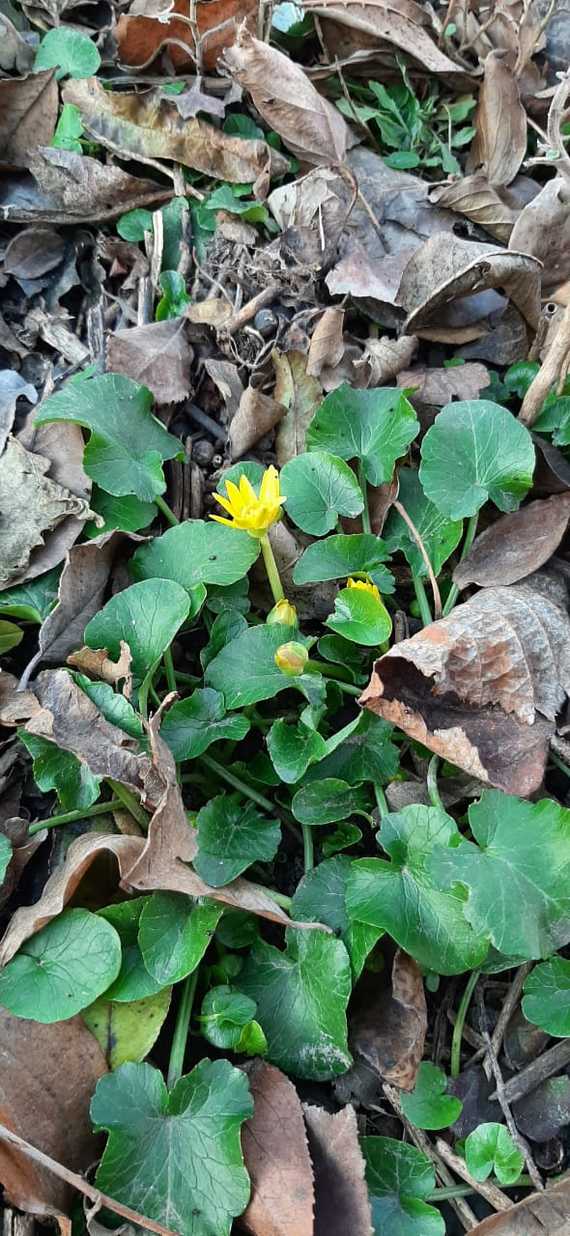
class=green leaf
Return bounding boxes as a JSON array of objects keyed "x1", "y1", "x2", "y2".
[
  {"x1": 434, "y1": 790, "x2": 570, "y2": 961},
  {"x1": 91, "y1": 1059, "x2": 253, "y2": 1236},
  {"x1": 280, "y1": 451, "x2": 364, "y2": 535},
  {"x1": 84, "y1": 579, "x2": 190, "y2": 685},
  {"x1": 322, "y1": 823, "x2": 362, "y2": 858},
  {"x1": 206, "y1": 185, "x2": 269, "y2": 225},
  {"x1": 19, "y1": 731, "x2": 100, "y2": 810},
  {"x1": 292, "y1": 856, "x2": 381, "y2": 978},
  {"x1": 73, "y1": 676, "x2": 146, "y2": 744},
  {"x1": 98, "y1": 900, "x2": 164, "y2": 1003},
  {"x1": 292, "y1": 778, "x2": 370, "y2": 826},
  {"x1": 206, "y1": 578, "x2": 251, "y2": 616},
  {"x1": 0, "y1": 620, "x2": 23, "y2": 653},
  {"x1": 400, "y1": 1062, "x2": 463, "y2": 1130},
  {"x1": 347, "y1": 806, "x2": 489, "y2": 975},
  {"x1": 139, "y1": 893, "x2": 222, "y2": 986},
  {"x1": 0, "y1": 834, "x2": 12, "y2": 884},
  {"x1": 306, "y1": 711, "x2": 399, "y2": 788},
  {"x1": 156, "y1": 270, "x2": 191, "y2": 321},
  {"x1": 384, "y1": 468, "x2": 463, "y2": 577},
  {"x1": 131, "y1": 519, "x2": 259, "y2": 590},
  {"x1": 293, "y1": 532, "x2": 395, "y2": 593},
  {"x1": 0, "y1": 908, "x2": 121, "y2": 1022},
  {"x1": 117, "y1": 208, "x2": 153, "y2": 241},
  {"x1": 464, "y1": 1123, "x2": 524, "y2": 1186},
  {"x1": 522, "y1": 956, "x2": 570, "y2": 1036},
  {"x1": 362, "y1": 1137, "x2": 444, "y2": 1236},
  {"x1": 51, "y1": 102, "x2": 84, "y2": 151},
  {"x1": 161, "y1": 197, "x2": 190, "y2": 270},
  {"x1": 194, "y1": 793, "x2": 281, "y2": 887},
  {"x1": 419, "y1": 401, "x2": 535, "y2": 518},
  {"x1": 160, "y1": 689, "x2": 250, "y2": 761},
  {"x1": 85, "y1": 489, "x2": 156, "y2": 538},
  {"x1": 325, "y1": 586, "x2": 392, "y2": 645},
  {"x1": 35, "y1": 374, "x2": 182, "y2": 502},
  {"x1": 224, "y1": 113, "x2": 264, "y2": 140},
  {"x1": 0, "y1": 567, "x2": 60, "y2": 623},
  {"x1": 199, "y1": 985, "x2": 257, "y2": 1049},
  {"x1": 267, "y1": 718, "x2": 327, "y2": 783},
  {"x1": 200, "y1": 611, "x2": 249, "y2": 670},
  {"x1": 317, "y1": 633, "x2": 369, "y2": 680},
  {"x1": 83, "y1": 988, "x2": 172, "y2": 1068},
  {"x1": 236, "y1": 928, "x2": 352, "y2": 1079},
  {"x1": 306, "y1": 385, "x2": 419, "y2": 486},
  {"x1": 205, "y1": 623, "x2": 310, "y2": 708},
  {"x1": 34, "y1": 27, "x2": 101, "y2": 78},
  {"x1": 216, "y1": 909, "x2": 259, "y2": 949}
]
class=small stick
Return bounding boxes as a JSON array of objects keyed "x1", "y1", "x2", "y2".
[
  {"x1": 489, "y1": 1038, "x2": 570, "y2": 1106},
  {"x1": 393, "y1": 499, "x2": 443, "y2": 619},
  {"x1": 435, "y1": 1139, "x2": 513, "y2": 1212},
  {"x1": 519, "y1": 302, "x2": 570, "y2": 426},
  {"x1": 0, "y1": 1123, "x2": 179, "y2": 1236},
  {"x1": 222, "y1": 286, "x2": 279, "y2": 335},
  {"x1": 486, "y1": 962, "x2": 533, "y2": 1064},
  {"x1": 383, "y1": 1084, "x2": 478, "y2": 1230},
  {"x1": 482, "y1": 1030, "x2": 544, "y2": 1193}
]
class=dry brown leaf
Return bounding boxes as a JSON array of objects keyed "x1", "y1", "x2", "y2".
[
  {"x1": 454, "y1": 495, "x2": 570, "y2": 589},
  {"x1": 533, "y1": 437, "x2": 570, "y2": 496},
  {"x1": 0, "y1": 437, "x2": 92, "y2": 588},
  {"x1": 304, "y1": 0, "x2": 463, "y2": 77},
  {"x1": 67, "y1": 642, "x2": 133, "y2": 691},
  {"x1": 1, "y1": 147, "x2": 172, "y2": 226},
  {"x1": 307, "y1": 308, "x2": 345, "y2": 377},
  {"x1": 0, "y1": 1010, "x2": 107, "y2": 1217},
  {"x1": 229, "y1": 386, "x2": 287, "y2": 459},
  {"x1": 64, "y1": 78, "x2": 288, "y2": 187},
  {"x1": 0, "y1": 12, "x2": 34, "y2": 73},
  {"x1": 0, "y1": 70, "x2": 58, "y2": 169},
  {"x1": 240, "y1": 1060, "x2": 314, "y2": 1236},
  {"x1": 397, "y1": 362, "x2": 490, "y2": 405},
  {"x1": 303, "y1": 1104, "x2": 372, "y2": 1236},
  {"x1": 203, "y1": 359, "x2": 243, "y2": 426},
  {"x1": 469, "y1": 1176, "x2": 570, "y2": 1233},
  {"x1": 0, "y1": 816, "x2": 45, "y2": 911},
  {"x1": 470, "y1": 51, "x2": 527, "y2": 187},
  {"x1": 320, "y1": 344, "x2": 368, "y2": 393},
  {"x1": 222, "y1": 28, "x2": 349, "y2": 165},
  {"x1": 0, "y1": 672, "x2": 40, "y2": 727},
  {"x1": 348, "y1": 951, "x2": 427, "y2": 1091},
  {"x1": 268, "y1": 166, "x2": 351, "y2": 268},
  {"x1": 4, "y1": 227, "x2": 65, "y2": 279},
  {"x1": 116, "y1": 0, "x2": 256, "y2": 72},
  {"x1": 107, "y1": 319, "x2": 193, "y2": 405},
  {"x1": 510, "y1": 177, "x2": 570, "y2": 298},
  {"x1": 0, "y1": 373, "x2": 37, "y2": 452},
  {"x1": 273, "y1": 351, "x2": 322, "y2": 464},
  {"x1": 360, "y1": 334, "x2": 417, "y2": 385},
  {"x1": 429, "y1": 175, "x2": 520, "y2": 245},
  {"x1": 186, "y1": 300, "x2": 233, "y2": 328}
]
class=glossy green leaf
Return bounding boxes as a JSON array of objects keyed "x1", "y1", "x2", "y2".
[
  {"x1": 131, "y1": 519, "x2": 259, "y2": 590},
  {"x1": 117, "y1": 208, "x2": 153, "y2": 241},
  {"x1": 35, "y1": 27, "x2": 101, "y2": 78},
  {"x1": 35, "y1": 374, "x2": 182, "y2": 502},
  {"x1": 0, "y1": 834, "x2": 12, "y2": 884},
  {"x1": 347, "y1": 806, "x2": 489, "y2": 975},
  {"x1": 280, "y1": 451, "x2": 364, "y2": 535},
  {"x1": 267, "y1": 718, "x2": 327, "y2": 783},
  {"x1": 73, "y1": 676, "x2": 146, "y2": 744},
  {"x1": 522, "y1": 957, "x2": 570, "y2": 1036},
  {"x1": 199, "y1": 985, "x2": 257, "y2": 1049},
  {"x1": 160, "y1": 689, "x2": 250, "y2": 761},
  {"x1": 0, "y1": 620, "x2": 23, "y2": 653},
  {"x1": 419, "y1": 401, "x2": 535, "y2": 518},
  {"x1": 292, "y1": 856, "x2": 381, "y2": 978},
  {"x1": 305, "y1": 711, "x2": 399, "y2": 788},
  {"x1": 400, "y1": 1062, "x2": 462, "y2": 1130},
  {"x1": 292, "y1": 778, "x2": 370, "y2": 826},
  {"x1": 317, "y1": 633, "x2": 369, "y2": 680},
  {"x1": 83, "y1": 988, "x2": 172, "y2": 1069},
  {"x1": 91, "y1": 1059, "x2": 253, "y2": 1236},
  {"x1": 200, "y1": 611, "x2": 249, "y2": 670},
  {"x1": 325, "y1": 586, "x2": 392, "y2": 645},
  {"x1": 99, "y1": 900, "x2": 164, "y2": 1003},
  {"x1": 306, "y1": 385, "x2": 419, "y2": 486},
  {"x1": 139, "y1": 893, "x2": 222, "y2": 986},
  {"x1": 293, "y1": 532, "x2": 395, "y2": 593},
  {"x1": 0, "y1": 908, "x2": 121, "y2": 1022},
  {"x1": 534, "y1": 393, "x2": 570, "y2": 446},
  {"x1": 465, "y1": 1123, "x2": 524, "y2": 1185},
  {"x1": 237, "y1": 928, "x2": 352, "y2": 1079},
  {"x1": 205, "y1": 623, "x2": 310, "y2": 708},
  {"x1": 85, "y1": 489, "x2": 156, "y2": 538},
  {"x1": 51, "y1": 102, "x2": 84, "y2": 152},
  {"x1": 19, "y1": 731, "x2": 101, "y2": 810},
  {"x1": 322, "y1": 823, "x2": 362, "y2": 858},
  {"x1": 0, "y1": 567, "x2": 60, "y2": 623},
  {"x1": 85, "y1": 579, "x2": 190, "y2": 684},
  {"x1": 384, "y1": 468, "x2": 463, "y2": 577},
  {"x1": 156, "y1": 270, "x2": 191, "y2": 321},
  {"x1": 216, "y1": 909, "x2": 259, "y2": 949},
  {"x1": 194, "y1": 793, "x2": 281, "y2": 887},
  {"x1": 362, "y1": 1137, "x2": 444, "y2": 1236}
]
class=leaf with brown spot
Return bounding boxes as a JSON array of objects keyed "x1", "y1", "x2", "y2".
[
  {"x1": 0, "y1": 70, "x2": 58, "y2": 169},
  {"x1": 470, "y1": 51, "x2": 527, "y2": 188},
  {"x1": 510, "y1": 177, "x2": 570, "y2": 298},
  {"x1": 0, "y1": 1010, "x2": 107, "y2": 1218},
  {"x1": 454, "y1": 495, "x2": 570, "y2": 590},
  {"x1": 469, "y1": 1177, "x2": 570, "y2": 1233},
  {"x1": 229, "y1": 386, "x2": 287, "y2": 460},
  {"x1": 397, "y1": 362, "x2": 490, "y2": 405},
  {"x1": 240, "y1": 1060, "x2": 314, "y2": 1236},
  {"x1": 273, "y1": 351, "x2": 323, "y2": 465},
  {"x1": 307, "y1": 308, "x2": 345, "y2": 377},
  {"x1": 107, "y1": 319, "x2": 193, "y2": 405},
  {"x1": 1, "y1": 147, "x2": 172, "y2": 226},
  {"x1": 349, "y1": 951, "x2": 427, "y2": 1092},
  {"x1": 0, "y1": 438, "x2": 92, "y2": 588},
  {"x1": 303, "y1": 1104, "x2": 372, "y2": 1236}
]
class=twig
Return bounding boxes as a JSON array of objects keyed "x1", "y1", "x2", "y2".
[
  {"x1": 486, "y1": 962, "x2": 533, "y2": 1064},
  {"x1": 435, "y1": 1139, "x2": 513, "y2": 1213},
  {"x1": 393, "y1": 499, "x2": 443, "y2": 619},
  {"x1": 383, "y1": 1084, "x2": 478, "y2": 1230},
  {"x1": 0, "y1": 1123, "x2": 179, "y2": 1236},
  {"x1": 489, "y1": 1038, "x2": 570, "y2": 1106},
  {"x1": 482, "y1": 1030, "x2": 544, "y2": 1192},
  {"x1": 221, "y1": 285, "x2": 279, "y2": 335},
  {"x1": 519, "y1": 302, "x2": 570, "y2": 426}
]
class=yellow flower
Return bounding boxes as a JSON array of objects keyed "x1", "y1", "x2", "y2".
[
  {"x1": 346, "y1": 576, "x2": 381, "y2": 602},
  {"x1": 211, "y1": 466, "x2": 285, "y2": 537},
  {"x1": 274, "y1": 641, "x2": 308, "y2": 677}
]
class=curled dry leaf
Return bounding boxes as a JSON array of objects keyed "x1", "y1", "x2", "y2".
[
  {"x1": 116, "y1": 0, "x2": 257, "y2": 72},
  {"x1": 303, "y1": 1104, "x2": 372, "y2": 1236},
  {"x1": 4, "y1": 227, "x2": 65, "y2": 280},
  {"x1": 67, "y1": 642, "x2": 133, "y2": 691},
  {"x1": 429, "y1": 175, "x2": 521, "y2": 245},
  {"x1": 361, "y1": 334, "x2": 417, "y2": 385},
  {"x1": 304, "y1": 0, "x2": 464, "y2": 77},
  {"x1": 397, "y1": 362, "x2": 490, "y2": 406},
  {"x1": 0, "y1": 1009, "x2": 107, "y2": 1217},
  {"x1": 349, "y1": 951, "x2": 427, "y2": 1092},
  {"x1": 469, "y1": 1176, "x2": 570, "y2": 1234},
  {"x1": 229, "y1": 386, "x2": 287, "y2": 460},
  {"x1": 273, "y1": 351, "x2": 322, "y2": 465},
  {"x1": 453, "y1": 495, "x2": 570, "y2": 589},
  {"x1": 0, "y1": 816, "x2": 45, "y2": 911},
  {"x1": 470, "y1": 51, "x2": 527, "y2": 187},
  {"x1": 0, "y1": 672, "x2": 39, "y2": 727},
  {"x1": 107, "y1": 319, "x2": 193, "y2": 405},
  {"x1": 510, "y1": 177, "x2": 570, "y2": 298},
  {"x1": 240, "y1": 1060, "x2": 315, "y2": 1236},
  {"x1": 307, "y1": 308, "x2": 345, "y2": 377},
  {"x1": 2, "y1": 147, "x2": 172, "y2": 226},
  {"x1": 0, "y1": 372, "x2": 37, "y2": 452},
  {"x1": 0, "y1": 437, "x2": 92, "y2": 588},
  {"x1": 0, "y1": 70, "x2": 58, "y2": 169},
  {"x1": 64, "y1": 78, "x2": 288, "y2": 187},
  {"x1": 222, "y1": 28, "x2": 349, "y2": 165},
  {"x1": 268, "y1": 167, "x2": 352, "y2": 268}
]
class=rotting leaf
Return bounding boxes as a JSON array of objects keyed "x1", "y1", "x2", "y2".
[
  {"x1": 307, "y1": 308, "x2": 345, "y2": 378},
  {"x1": 0, "y1": 70, "x2": 58, "y2": 168},
  {"x1": 229, "y1": 387, "x2": 287, "y2": 460},
  {"x1": 107, "y1": 320, "x2": 193, "y2": 406},
  {"x1": 240, "y1": 1060, "x2": 315, "y2": 1236},
  {"x1": 0, "y1": 437, "x2": 93, "y2": 587},
  {"x1": 429, "y1": 175, "x2": 521, "y2": 245},
  {"x1": 303, "y1": 1104, "x2": 372, "y2": 1236},
  {"x1": 305, "y1": 0, "x2": 465, "y2": 77},
  {"x1": 398, "y1": 363, "x2": 490, "y2": 407},
  {"x1": 453, "y1": 495, "x2": 570, "y2": 589},
  {"x1": 510, "y1": 176, "x2": 570, "y2": 298},
  {"x1": 2, "y1": 147, "x2": 172, "y2": 225},
  {"x1": 348, "y1": 951, "x2": 427, "y2": 1091},
  {"x1": 83, "y1": 987, "x2": 172, "y2": 1070},
  {"x1": 470, "y1": 51, "x2": 527, "y2": 187},
  {"x1": 273, "y1": 351, "x2": 323, "y2": 466},
  {"x1": 467, "y1": 1176, "x2": 570, "y2": 1233}
]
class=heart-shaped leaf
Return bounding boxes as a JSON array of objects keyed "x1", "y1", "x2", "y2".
[
  {"x1": 292, "y1": 856, "x2": 381, "y2": 979},
  {"x1": 83, "y1": 988, "x2": 172, "y2": 1069},
  {"x1": 205, "y1": 623, "x2": 310, "y2": 709},
  {"x1": 98, "y1": 900, "x2": 164, "y2": 1003},
  {"x1": 292, "y1": 778, "x2": 371, "y2": 826},
  {"x1": 280, "y1": 451, "x2": 364, "y2": 535},
  {"x1": 160, "y1": 689, "x2": 250, "y2": 761},
  {"x1": 84, "y1": 578, "x2": 190, "y2": 684},
  {"x1": 419, "y1": 401, "x2": 535, "y2": 519},
  {"x1": 384, "y1": 468, "x2": 463, "y2": 577},
  {"x1": 326, "y1": 586, "x2": 392, "y2": 645},
  {"x1": 194, "y1": 793, "x2": 281, "y2": 887},
  {"x1": 199, "y1": 985, "x2": 260, "y2": 1050},
  {"x1": 0, "y1": 620, "x2": 23, "y2": 653},
  {"x1": 306, "y1": 385, "x2": 419, "y2": 486},
  {"x1": 35, "y1": 374, "x2": 182, "y2": 502},
  {"x1": 267, "y1": 718, "x2": 327, "y2": 784},
  {"x1": 131, "y1": 520, "x2": 260, "y2": 590},
  {"x1": 522, "y1": 956, "x2": 570, "y2": 1036},
  {"x1": 19, "y1": 730, "x2": 101, "y2": 810},
  {"x1": 35, "y1": 27, "x2": 101, "y2": 78},
  {"x1": 400, "y1": 1062, "x2": 463, "y2": 1130},
  {"x1": 464, "y1": 1123, "x2": 524, "y2": 1185},
  {"x1": 86, "y1": 490, "x2": 157, "y2": 538},
  {"x1": 362, "y1": 1137, "x2": 444, "y2": 1236},
  {"x1": 139, "y1": 894, "x2": 223, "y2": 986},
  {"x1": 304, "y1": 712, "x2": 399, "y2": 788},
  {"x1": 293, "y1": 533, "x2": 395, "y2": 593},
  {"x1": 0, "y1": 567, "x2": 60, "y2": 623},
  {"x1": 0, "y1": 908, "x2": 121, "y2": 1022}
]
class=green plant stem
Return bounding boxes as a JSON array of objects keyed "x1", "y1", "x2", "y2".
[
  {"x1": 175, "y1": 670, "x2": 201, "y2": 686},
  {"x1": 106, "y1": 779, "x2": 150, "y2": 831},
  {"x1": 306, "y1": 660, "x2": 362, "y2": 697},
  {"x1": 163, "y1": 646, "x2": 177, "y2": 693},
  {"x1": 451, "y1": 968, "x2": 481, "y2": 1079},
  {"x1": 302, "y1": 822, "x2": 314, "y2": 872},
  {"x1": 199, "y1": 754, "x2": 276, "y2": 814},
  {"x1": 551, "y1": 751, "x2": 570, "y2": 778},
  {"x1": 260, "y1": 887, "x2": 292, "y2": 911},
  {"x1": 155, "y1": 494, "x2": 180, "y2": 527},
  {"x1": 427, "y1": 755, "x2": 444, "y2": 810},
  {"x1": 413, "y1": 574, "x2": 433, "y2": 627},
  {"x1": 443, "y1": 513, "x2": 479, "y2": 617},
  {"x1": 167, "y1": 968, "x2": 199, "y2": 1089},
  {"x1": 358, "y1": 461, "x2": 372, "y2": 533},
  {"x1": 28, "y1": 797, "x2": 123, "y2": 835},
  {"x1": 138, "y1": 660, "x2": 159, "y2": 720},
  {"x1": 260, "y1": 533, "x2": 285, "y2": 603},
  {"x1": 427, "y1": 1177, "x2": 533, "y2": 1201},
  {"x1": 374, "y1": 784, "x2": 389, "y2": 819}
]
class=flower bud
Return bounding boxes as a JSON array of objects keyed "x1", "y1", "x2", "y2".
[
  {"x1": 274, "y1": 641, "x2": 308, "y2": 677},
  {"x1": 267, "y1": 599, "x2": 298, "y2": 627}
]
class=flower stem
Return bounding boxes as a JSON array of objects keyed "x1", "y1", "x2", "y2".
[
  {"x1": 443, "y1": 513, "x2": 479, "y2": 617},
  {"x1": 427, "y1": 755, "x2": 444, "y2": 810},
  {"x1": 155, "y1": 494, "x2": 180, "y2": 527},
  {"x1": 106, "y1": 779, "x2": 150, "y2": 831},
  {"x1": 374, "y1": 784, "x2": 389, "y2": 819},
  {"x1": 199, "y1": 754, "x2": 276, "y2": 814},
  {"x1": 413, "y1": 574, "x2": 433, "y2": 627},
  {"x1": 167, "y1": 969, "x2": 199, "y2": 1089},
  {"x1": 260, "y1": 534, "x2": 285, "y2": 603},
  {"x1": 163, "y1": 646, "x2": 177, "y2": 694},
  {"x1": 306, "y1": 660, "x2": 362, "y2": 697},
  {"x1": 451, "y1": 968, "x2": 481, "y2": 1078},
  {"x1": 302, "y1": 822, "x2": 314, "y2": 872},
  {"x1": 358, "y1": 461, "x2": 372, "y2": 533},
  {"x1": 28, "y1": 797, "x2": 123, "y2": 836}
]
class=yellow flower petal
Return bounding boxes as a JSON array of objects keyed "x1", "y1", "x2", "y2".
[
  {"x1": 210, "y1": 514, "x2": 235, "y2": 527},
  {"x1": 211, "y1": 492, "x2": 235, "y2": 516}
]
